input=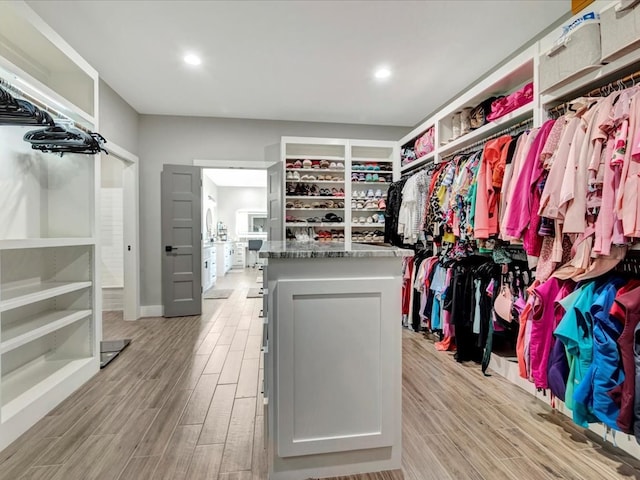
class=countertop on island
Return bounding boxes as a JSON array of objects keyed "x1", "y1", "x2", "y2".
[{"x1": 259, "y1": 241, "x2": 413, "y2": 259}]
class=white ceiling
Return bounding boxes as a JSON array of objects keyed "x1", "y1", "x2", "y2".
[
  {"x1": 204, "y1": 169, "x2": 266, "y2": 188},
  {"x1": 27, "y1": 0, "x2": 570, "y2": 127}
]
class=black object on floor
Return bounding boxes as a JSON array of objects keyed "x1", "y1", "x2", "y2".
[{"x1": 100, "y1": 339, "x2": 131, "y2": 368}]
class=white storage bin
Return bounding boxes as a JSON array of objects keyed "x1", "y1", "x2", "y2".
[
  {"x1": 539, "y1": 21, "x2": 602, "y2": 93},
  {"x1": 601, "y1": 1, "x2": 640, "y2": 62}
]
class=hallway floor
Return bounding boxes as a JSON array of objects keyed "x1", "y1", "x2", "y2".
[{"x1": 1, "y1": 267, "x2": 640, "y2": 479}]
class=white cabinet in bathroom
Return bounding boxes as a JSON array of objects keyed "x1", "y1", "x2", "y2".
[{"x1": 216, "y1": 242, "x2": 233, "y2": 277}]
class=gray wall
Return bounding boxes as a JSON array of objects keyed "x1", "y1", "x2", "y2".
[
  {"x1": 139, "y1": 114, "x2": 409, "y2": 308},
  {"x1": 217, "y1": 186, "x2": 268, "y2": 240},
  {"x1": 99, "y1": 79, "x2": 140, "y2": 155}
]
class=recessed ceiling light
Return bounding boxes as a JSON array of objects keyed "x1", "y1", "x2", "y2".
[
  {"x1": 374, "y1": 67, "x2": 391, "y2": 80},
  {"x1": 184, "y1": 54, "x2": 202, "y2": 66}
]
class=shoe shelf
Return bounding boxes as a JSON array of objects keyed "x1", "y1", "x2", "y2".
[
  {"x1": 286, "y1": 180, "x2": 344, "y2": 184},
  {"x1": 281, "y1": 138, "x2": 398, "y2": 243},
  {"x1": 285, "y1": 195, "x2": 344, "y2": 200},
  {"x1": 286, "y1": 207, "x2": 344, "y2": 211},
  {"x1": 285, "y1": 222, "x2": 346, "y2": 227},
  {"x1": 351, "y1": 223, "x2": 385, "y2": 228},
  {"x1": 351, "y1": 181, "x2": 391, "y2": 186},
  {"x1": 285, "y1": 168, "x2": 345, "y2": 174},
  {"x1": 285, "y1": 155, "x2": 344, "y2": 161},
  {"x1": 351, "y1": 157, "x2": 394, "y2": 163}
]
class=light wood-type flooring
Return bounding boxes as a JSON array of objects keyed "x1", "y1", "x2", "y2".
[{"x1": 2, "y1": 267, "x2": 640, "y2": 479}]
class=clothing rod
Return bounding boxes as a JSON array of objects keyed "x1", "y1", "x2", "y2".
[
  {"x1": 0, "y1": 76, "x2": 93, "y2": 134},
  {"x1": 441, "y1": 117, "x2": 534, "y2": 161},
  {"x1": 547, "y1": 69, "x2": 640, "y2": 117}
]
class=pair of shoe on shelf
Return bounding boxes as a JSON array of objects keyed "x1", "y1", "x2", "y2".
[
  {"x1": 351, "y1": 198, "x2": 386, "y2": 210},
  {"x1": 286, "y1": 160, "x2": 345, "y2": 170},
  {"x1": 316, "y1": 230, "x2": 344, "y2": 241},
  {"x1": 286, "y1": 184, "x2": 345, "y2": 197},
  {"x1": 354, "y1": 213, "x2": 384, "y2": 224},
  {"x1": 352, "y1": 230, "x2": 384, "y2": 243},
  {"x1": 351, "y1": 172, "x2": 388, "y2": 183},
  {"x1": 352, "y1": 189, "x2": 385, "y2": 199}
]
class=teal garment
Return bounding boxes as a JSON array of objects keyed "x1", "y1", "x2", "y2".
[
  {"x1": 554, "y1": 281, "x2": 598, "y2": 422},
  {"x1": 573, "y1": 278, "x2": 625, "y2": 429},
  {"x1": 467, "y1": 154, "x2": 481, "y2": 231}
]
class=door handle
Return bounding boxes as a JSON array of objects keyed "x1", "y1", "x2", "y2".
[{"x1": 165, "y1": 245, "x2": 178, "y2": 252}]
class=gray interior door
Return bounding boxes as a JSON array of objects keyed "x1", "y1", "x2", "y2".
[
  {"x1": 161, "y1": 165, "x2": 202, "y2": 317},
  {"x1": 267, "y1": 161, "x2": 283, "y2": 241}
]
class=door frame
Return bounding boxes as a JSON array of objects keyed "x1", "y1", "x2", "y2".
[
  {"x1": 103, "y1": 142, "x2": 140, "y2": 321},
  {"x1": 193, "y1": 159, "x2": 276, "y2": 293}
]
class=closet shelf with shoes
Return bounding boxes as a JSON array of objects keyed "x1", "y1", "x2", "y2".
[
  {"x1": 285, "y1": 195, "x2": 343, "y2": 200},
  {"x1": 286, "y1": 222, "x2": 346, "y2": 227},
  {"x1": 280, "y1": 138, "x2": 398, "y2": 243},
  {"x1": 286, "y1": 179, "x2": 344, "y2": 184},
  {"x1": 285, "y1": 168, "x2": 345, "y2": 173}
]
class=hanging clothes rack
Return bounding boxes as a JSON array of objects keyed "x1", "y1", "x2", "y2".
[
  {"x1": 441, "y1": 117, "x2": 534, "y2": 162},
  {"x1": 547, "y1": 69, "x2": 640, "y2": 118},
  {"x1": 0, "y1": 76, "x2": 93, "y2": 134}
]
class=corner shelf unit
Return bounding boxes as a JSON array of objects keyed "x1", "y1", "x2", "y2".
[
  {"x1": 0, "y1": 2, "x2": 100, "y2": 452},
  {"x1": 399, "y1": 46, "x2": 536, "y2": 174},
  {"x1": 281, "y1": 138, "x2": 398, "y2": 245}
]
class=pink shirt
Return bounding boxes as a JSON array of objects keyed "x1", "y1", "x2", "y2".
[{"x1": 504, "y1": 119, "x2": 555, "y2": 242}]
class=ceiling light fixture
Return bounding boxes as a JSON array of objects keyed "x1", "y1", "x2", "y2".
[
  {"x1": 184, "y1": 53, "x2": 202, "y2": 66},
  {"x1": 374, "y1": 67, "x2": 391, "y2": 80}
]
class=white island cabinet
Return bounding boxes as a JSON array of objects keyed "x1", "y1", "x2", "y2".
[{"x1": 259, "y1": 241, "x2": 411, "y2": 480}]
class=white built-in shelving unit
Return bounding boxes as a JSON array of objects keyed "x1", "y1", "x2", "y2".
[
  {"x1": 0, "y1": 1, "x2": 100, "y2": 451},
  {"x1": 281, "y1": 137, "x2": 398, "y2": 245}
]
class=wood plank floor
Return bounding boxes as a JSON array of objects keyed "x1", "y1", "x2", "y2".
[{"x1": 3, "y1": 267, "x2": 640, "y2": 479}]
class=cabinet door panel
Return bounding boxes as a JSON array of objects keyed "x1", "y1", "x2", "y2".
[{"x1": 275, "y1": 277, "x2": 398, "y2": 457}]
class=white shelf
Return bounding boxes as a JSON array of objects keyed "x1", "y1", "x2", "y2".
[
  {"x1": 438, "y1": 103, "x2": 534, "y2": 156},
  {"x1": 285, "y1": 155, "x2": 344, "y2": 161},
  {"x1": 0, "y1": 238, "x2": 95, "y2": 250},
  {"x1": 401, "y1": 151, "x2": 436, "y2": 172},
  {"x1": 286, "y1": 180, "x2": 344, "y2": 184},
  {"x1": 1, "y1": 356, "x2": 94, "y2": 420},
  {"x1": 351, "y1": 223, "x2": 385, "y2": 228},
  {"x1": 351, "y1": 157, "x2": 394, "y2": 163},
  {"x1": 285, "y1": 195, "x2": 344, "y2": 200},
  {"x1": 285, "y1": 168, "x2": 345, "y2": 173},
  {"x1": 286, "y1": 223, "x2": 345, "y2": 227},
  {"x1": 352, "y1": 208, "x2": 385, "y2": 212},
  {"x1": 0, "y1": 281, "x2": 93, "y2": 313},
  {"x1": 1, "y1": 310, "x2": 92, "y2": 354},
  {"x1": 351, "y1": 181, "x2": 391, "y2": 185},
  {"x1": 286, "y1": 207, "x2": 344, "y2": 211}
]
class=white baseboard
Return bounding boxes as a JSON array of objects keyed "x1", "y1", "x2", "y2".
[{"x1": 140, "y1": 305, "x2": 163, "y2": 318}]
